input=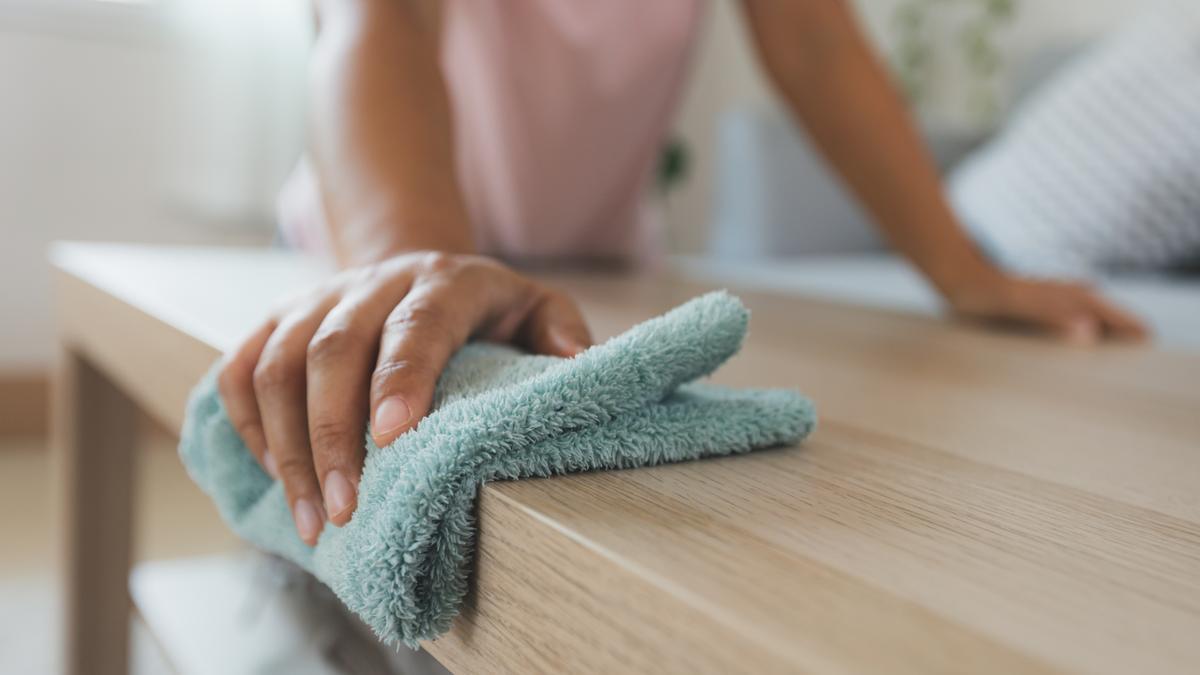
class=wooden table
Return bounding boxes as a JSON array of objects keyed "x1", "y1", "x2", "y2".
[{"x1": 51, "y1": 243, "x2": 1200, "y2": 675}]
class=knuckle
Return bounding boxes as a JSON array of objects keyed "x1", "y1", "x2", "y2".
[
  {"x1": 371, "y1": 359, "x2": 434, "y2": 392},
  {"x1": 332, "y1": 266, "x2": 366, "y2": 287},
  {"x1": 387, "y1": 251, "x2": 424, "y2": 270},
  {"x1": 345, "y1": 262, "x2": 390, "y2": 287},
  {"x1": 387, "y1": 304, "x2": 455, "y2": 342},
  {"x1": 462, "y1": 255, "x2": 509, "y2": 283},
  {"x1": 306, "y1": 327, "x2": 360, "y2": 365},
  {"x1": 252, "y1": 356, "x2": 298, "y2": 394},
  {"x1": 308, "y1": 418, "x2": 352, "y2": 456},
  {"x1": 419, "y1": 251, "x2": 458, "y2": 276},
  {"x1": 358, "y1": 262, "x2": 388, "y2": 285},
  {"x1": 275, "y1": 455, "x2": 314, "y2": 483},
  {"x1": 232, "y1": 418, "x2": 262, "y2": 444}
]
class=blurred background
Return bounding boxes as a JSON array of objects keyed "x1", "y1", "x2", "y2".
[
  {"x1": 1, "y1": 0, "x2": 1196, "y2": 672},
  {"x1": 0, "y1": 0, "x2": 1176, "y2": 379}
]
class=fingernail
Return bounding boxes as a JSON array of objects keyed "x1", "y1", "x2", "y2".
[
  {"x1": 373, "y1": 396, "x2": 411, "y2": 437},
  {"x1": 293, "y1": 498, "x2": 323, "y2": 544},
  {"x1": 262, "y1": 449, "x2": 279, "y2": 479},
  {"x1": 324, "y1": 469, "x2": 356, "y2": 520}
]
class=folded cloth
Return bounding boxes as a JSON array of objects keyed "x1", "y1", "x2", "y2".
[{"x1": 179, "y1": 291, "x2": 816, "y2": 647}]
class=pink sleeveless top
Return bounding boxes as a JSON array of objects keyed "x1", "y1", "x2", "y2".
[{"x1": 280, "y1": 0, "x2": 704, "y2": 263}]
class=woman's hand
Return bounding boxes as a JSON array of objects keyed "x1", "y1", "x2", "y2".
[
  {"x1": 944, "y1": 271, "x2": 1148, "y2": 344},
  {"x1": 216, "y1": 252, "x2": 592, "y2": 545}
]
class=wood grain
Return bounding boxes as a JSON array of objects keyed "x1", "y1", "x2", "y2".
[{"x1": 50, "y1": 244, "x2": 1200, "y2": 674}]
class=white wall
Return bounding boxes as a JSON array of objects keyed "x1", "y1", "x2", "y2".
[{"x1": 0, "y1": 0, "x2": 309, "y2": 369}]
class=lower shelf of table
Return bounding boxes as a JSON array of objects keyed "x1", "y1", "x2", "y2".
[{"x1": 130, "y1": 552, "x2": 448, "y2": 675}]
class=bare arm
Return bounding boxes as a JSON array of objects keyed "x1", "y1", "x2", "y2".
[
  {"x1": 219, "y1": 0, "x2": 591, "y2": 545},
  {"x1": 311, "y1": 0, "x2": 473, "y2": 263},
  {"x1": 741, "y1": 0, "x2": 1145, "y2": 342}
]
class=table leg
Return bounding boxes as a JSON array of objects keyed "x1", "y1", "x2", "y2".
[{"x1": 52, "y1": 348, "x2": 139, "y2": 675}]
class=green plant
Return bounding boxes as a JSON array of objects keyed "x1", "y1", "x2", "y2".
[{"x1": 891, "y1": 0, "x2": 1017, "y2": 123}]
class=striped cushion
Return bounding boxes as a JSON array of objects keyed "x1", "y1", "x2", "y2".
[{"x1": 950, "y1": 2, "x2": 1200, "y2": 278}]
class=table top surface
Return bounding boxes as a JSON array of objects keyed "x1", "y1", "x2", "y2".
[{"x1": 52, "y1": 242, "x2": 1200, "y2": 674}]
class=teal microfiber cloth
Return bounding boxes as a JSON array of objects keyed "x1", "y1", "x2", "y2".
[{"x1": 179, "y1": 291, "x2": 816, "y2": 647}]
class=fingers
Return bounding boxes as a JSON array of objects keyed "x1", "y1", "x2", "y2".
[
  {"x1": 254, "y1": 297, "x2": 339, "y2": 545},
  {"x1": 217, "y1": 320, "x2": 276, "y2": 476},
  {"x1": 1087, "y1": 293, "x2": 1149, "y2": 341},
  {"x1": 521, "y1": 288, "x2": 593, "y2": 357},
  {"x1": 370, "y1": 278, "x2": 485, "y2": 448},
  {"x1": 1039, "y1": 284, "x2": 1147, "y2": 344},
  {"x1": 219, "y1": 251, "x2": 597, "y2": 542},
  {"x1": 1050, "y1": 314, "x2": 1101, "y2": 346},
  {"x1": 306, "y1": 275, "x2": 412, "y2": 526},
  {"x1": 991, "y1": 278, "x2": 1149, "y2": 345}
]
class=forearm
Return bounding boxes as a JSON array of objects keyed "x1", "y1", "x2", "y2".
[
  {"x1": 742, "y1": 0, "x2": 1000, "y2": 295},
  {"x1": 311, "y1": 0, "x2": 474, "y2": 266}
]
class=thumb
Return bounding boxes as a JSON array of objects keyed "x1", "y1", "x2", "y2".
[{"x1": 523, "y1": 289, "x2": 593, "y2": 357}]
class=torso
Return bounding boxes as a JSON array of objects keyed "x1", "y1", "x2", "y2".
[{"x1": 280, "y1": 0, "x2": 705, "y2": 264}]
